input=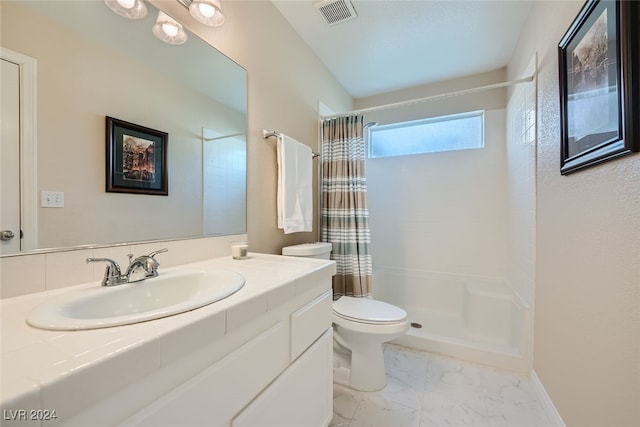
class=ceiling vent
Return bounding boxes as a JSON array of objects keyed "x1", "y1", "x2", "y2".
[{"x1": 314, "y1": 0, "x2": 358, "y2": 26}]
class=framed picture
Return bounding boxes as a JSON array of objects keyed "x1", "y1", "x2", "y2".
[
  {"x1": 558, "y1": 0, "x2": 638, "y2": 175},
  {"x1": 106, "y1": 116, "x2": 168, "y2": 195}
]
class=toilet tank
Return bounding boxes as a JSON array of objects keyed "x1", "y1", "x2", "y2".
[{"x1": 282, "y1": 242, "x2": 332, "y2": 259}]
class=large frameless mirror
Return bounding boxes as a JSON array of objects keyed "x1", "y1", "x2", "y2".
[{"x1": 0, "y1": 0, "x2": 247, "y2": 255}]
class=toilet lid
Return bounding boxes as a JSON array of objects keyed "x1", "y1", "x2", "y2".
[{"x1": 333, "y1": 296, "x2": 407, "y2": 324}]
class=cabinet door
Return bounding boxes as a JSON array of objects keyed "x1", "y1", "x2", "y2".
[
  {"x1": 291, "y1": 289, "x2": 332, "y2": 359},
  {"x1": 120, "y1": 322, "x2": 288, "y2": 427},
  {"x1": 232, "y1": 329, "x2": 333, "y2": 427}
]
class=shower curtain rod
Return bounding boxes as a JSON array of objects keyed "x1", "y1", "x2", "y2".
[{"x1": 324, "y1": 74, "x2": 535, "y2": 119}]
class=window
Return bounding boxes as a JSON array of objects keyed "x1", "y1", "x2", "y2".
[{"x1": 368, "y1": 110, "x2": 485, "y2": 158}]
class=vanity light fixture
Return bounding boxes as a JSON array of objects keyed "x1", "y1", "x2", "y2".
[
  {"x1": 188, "y1": 0, "x2": 225, "y2": 27},
  {"x1": 103, "y1": 0, "x2": 148, "y2": 19},
  {"x1": 152, "y1": 11, "x2": 188, "y2": 45}
]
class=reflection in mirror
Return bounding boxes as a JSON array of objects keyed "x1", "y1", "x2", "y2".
[{"x1": 0, "y1": 0, "x2": 247, "y2": 256}]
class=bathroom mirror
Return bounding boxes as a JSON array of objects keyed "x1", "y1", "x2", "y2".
[{"x1": 0, "y1": 0, "x2": 247, "y2": 255}]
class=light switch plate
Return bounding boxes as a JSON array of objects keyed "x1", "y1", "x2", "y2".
[{"x1": 41, "y1": 191, "x2": 64, "y2": 208}]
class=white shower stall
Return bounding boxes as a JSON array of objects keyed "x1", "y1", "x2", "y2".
[{"x1": 362, "y1": 66, "x2": 536, "y2": 373}]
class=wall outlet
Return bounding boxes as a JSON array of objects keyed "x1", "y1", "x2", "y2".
[{"x1": 41, "y1": 191, "x2": 64, "y2": 208}]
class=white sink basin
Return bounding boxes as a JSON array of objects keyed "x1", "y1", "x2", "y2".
[{"x1": 27, "y1": 269, "x2": 245, "y2": 330}]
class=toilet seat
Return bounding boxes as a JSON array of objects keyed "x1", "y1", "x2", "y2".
[{"x1": 333, "y1": 296, "x2": 407, "y2": 325}]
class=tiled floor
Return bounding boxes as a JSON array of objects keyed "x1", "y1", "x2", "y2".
[{"x1": 331, "y1": 344, "x2": 551, "y2": 427}]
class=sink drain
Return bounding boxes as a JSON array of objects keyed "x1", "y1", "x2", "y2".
[{"x1": 410, "y1": 322, "x2": 422, "y2": 329}]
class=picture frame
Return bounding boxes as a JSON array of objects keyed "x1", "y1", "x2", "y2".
[
  {"x1": 558, "y1": 0, "x2": 638, "y2": 175},
  {"x1": 106, "y1": 116, "x2": 168, "y2": 195}
]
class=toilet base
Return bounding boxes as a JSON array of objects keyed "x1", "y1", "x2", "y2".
[{"x1": 333, "y1": 338, "x2": 386, "y2": 392}]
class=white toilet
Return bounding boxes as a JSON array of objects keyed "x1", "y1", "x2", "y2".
[{"x1": 282, "y1": 243, "x2": 410, "y2": 392}]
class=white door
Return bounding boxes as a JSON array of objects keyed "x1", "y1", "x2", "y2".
[{"x1": 1, "y1": 58, "x2": 21, "y2": 254}]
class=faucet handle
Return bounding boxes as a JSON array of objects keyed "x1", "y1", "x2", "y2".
[
  {"x1": 148, "y1": 248, "x2": 168, "y2": 258},
  {"x1": 139, "y1": 248, "x2": 167, "y2": 279},
  {"x1": 86, "y1": 257, "x2": 123, "y2": 286}
]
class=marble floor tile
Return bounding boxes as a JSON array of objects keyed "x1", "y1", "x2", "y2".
[
  {"x1": 420, "y1": 389, "x2": 491, "y2": 426},
  {"x1": 329, "y1": 413, "x2": 352, "y2": 427},
  {"x1": 332, "y1": 344, "x2": 549, "y2": 427},
  {"x1": 333, "y1": 384, "x2": 362, "y2": 420},
  {"x1": 350, "y1": 397, "x2": 420, "y2": 427},
  {"x1": 380, "y1": 366, "x2": 426, "y2": 410}
]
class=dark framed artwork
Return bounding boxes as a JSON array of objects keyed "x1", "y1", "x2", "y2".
[
  {"x1": 558, "y1": 0, "x2": 639, "y2": 175},
  {"x1": 106, "y1": 116, "x2": 168, "y2": 195}
]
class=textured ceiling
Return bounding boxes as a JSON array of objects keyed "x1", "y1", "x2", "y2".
[{"x1": 272, "y1": 0, "x2": 533, "y2": 98}]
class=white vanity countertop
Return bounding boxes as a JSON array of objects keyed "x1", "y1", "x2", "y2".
[{"x1": 0, "y1": 253, "x2": 336, "y2": 421}]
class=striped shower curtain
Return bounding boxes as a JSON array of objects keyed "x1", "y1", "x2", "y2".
[{"x1": 320, "y1": 115, "x2": 372, "y2": 298}]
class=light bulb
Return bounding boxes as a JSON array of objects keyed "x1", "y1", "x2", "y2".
[
  {"x1": 153, "y1": 11, "x2": 187, "y2": 45},
  {"x1": 104, "y1": 0, "x2": 147, "y2": 19},
  {"x1": 116, "y1": 0, "x2": 136, "y2": 9},
  {"x1": 198, "y1": 3, "x2": 216, "y2": 18},
  {"x1": 162, "y1": 23, "x2": 179, "y2": 37},
  {"x1": 189, "y1": 0, "x2": 225, "y2": 26}
]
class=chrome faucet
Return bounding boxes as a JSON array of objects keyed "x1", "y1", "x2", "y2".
[
  {"x1": 87, "y1": 248, "x2": 168, "y2": 286},
  {"x1": 124, "y1": 248, "x2": 168, "y2": 282}
]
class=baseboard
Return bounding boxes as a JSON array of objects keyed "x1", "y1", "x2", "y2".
[{"x1": 531, "y1": 370, "x2": 566, "y2": 427}]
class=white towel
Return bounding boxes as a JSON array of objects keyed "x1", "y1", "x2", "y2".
[{"x1": 277, "y1": 134, "x2": 313, "y2": 234}]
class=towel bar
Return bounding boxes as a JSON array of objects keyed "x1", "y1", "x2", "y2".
[{"x1": 263, "y1": 129, "x2": 319, "y2": 158}]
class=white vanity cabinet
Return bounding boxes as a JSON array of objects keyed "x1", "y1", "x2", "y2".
[
  {"x1": 232, "y1": 291, "x2": 333, "y2": 427},
  {"x1": 232, "y1": 329, "x2": 333, "y2": 427},
  {"x1": 120, "y1": 322, "x2": 291, "y2": 427},
  {"x1": 117, "y1": 265, "x2": 334, "y2": 427}
]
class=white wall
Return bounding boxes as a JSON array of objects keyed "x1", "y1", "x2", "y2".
[
  {"x1": 506, "y1": 57, "x2": 537, "y2": 307},
  {"x1": 508, "y1": 2, "x2": 640, "y2": 426},
  {"x1": 367, "y1": 109, "x2": 508, "y2": 277},
  {"x1": 357, "y1": 70, "x2": 508, "y2": 279}
]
